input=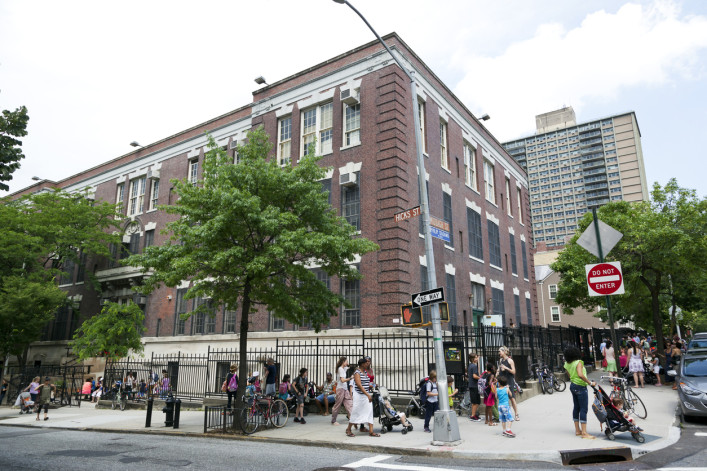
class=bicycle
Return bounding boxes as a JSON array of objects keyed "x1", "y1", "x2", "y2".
[
  {"x1": 454, "y1": 380, "x2": 471, "y2": 416},
  {"x1": 239, "y1": 393, "x2": 289, "y2": 434},
  {"x1": 530, "y1": 362, "x2": 554, "y2": 394},
  {"x1": 601, "y1": 375, "x2": 647, "y2": 419},
  {"x1": 110, "y1": 385, "x2": 127, "y2": 411}
]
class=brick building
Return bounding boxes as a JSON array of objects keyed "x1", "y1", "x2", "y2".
[{"x1": 16, "y1": 34, "x2": 538, "y2": 358}]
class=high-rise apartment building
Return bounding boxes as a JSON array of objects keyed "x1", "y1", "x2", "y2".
[{"x1": 502, "y1": 107, "x2": 648, "y2": 251}]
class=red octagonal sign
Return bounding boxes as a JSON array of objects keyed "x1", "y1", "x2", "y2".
[{"x1": 585, "y1": 262, "x2": 625, "y2": 297}]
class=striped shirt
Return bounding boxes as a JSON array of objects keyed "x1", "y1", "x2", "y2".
[{"x1": 354, "y1": 369, "x2": 370, "y2": 395}]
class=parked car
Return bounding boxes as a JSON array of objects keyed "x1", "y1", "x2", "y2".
[
  {"x1": 687, "y1": 338, "x2": 707, "y2": 354},
  {"x1": 691, "y1": 332, "x2": 707, "y2": 340},
  {"x1": 678, "y1": 351, "x2": 707, "y2": 420}
]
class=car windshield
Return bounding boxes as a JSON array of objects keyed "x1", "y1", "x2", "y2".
[
  {"x1": 689, "y1": 340, "x2": 707, "y2": 349},
  {"x1": 683, "y1": 357, "x2": 707, "y2": 377}
]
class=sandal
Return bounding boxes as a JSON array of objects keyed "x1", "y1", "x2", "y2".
[
  {"x1": 345, "y1": 431, "x2": 355, "y2": 437},
  {"x1": 369, "y1": 433, "x2": 381, "y2": 437}
]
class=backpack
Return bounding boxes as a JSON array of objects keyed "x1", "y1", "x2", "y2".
[
  {"x1": 228, "y1": 373, "x2": 238, "y2": 392},
  {"x1": 418, "y1": 377, "x2": 429, "y2": 403},
  {"x1": 477, "y1": 373, "x2": 487, "y2": 396},
  {"x1": 278, "y1": 382, "x2": 289, "y2": 395},
  {"x1": 592, "y1": 395, "x2": 607, "y2": 423}
]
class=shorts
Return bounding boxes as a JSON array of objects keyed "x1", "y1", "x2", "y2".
[
  {"x1": 498, "y1": 405, "x2": 514, "y2": 423},
  {"x1": 37, "y1": 402, "x2": 49, "y2": 413},
  {"x1": 296, "y1": 394, "x2": 305, "y2": 405},
  {"x1": 469, "y1": 388, "x2": 481, "y2": 405},
  {"x1": 316, "y1": 394, "x2": 336, "y2": 403}
]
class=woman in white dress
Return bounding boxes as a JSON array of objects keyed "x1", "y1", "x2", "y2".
[
  {"x1": 628, "y1": 341, "x2": 645, "y2": 388},
  {"x1": 345, "y1": 357, "x2": 379, "y2": 438}
]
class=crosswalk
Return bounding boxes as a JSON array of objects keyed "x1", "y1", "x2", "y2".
[{"x1": 344, "y1": 455, "x2": 458, "y2": 471}]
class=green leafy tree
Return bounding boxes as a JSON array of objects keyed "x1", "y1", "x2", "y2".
[
  {"x1": 552, "y1": 179, "x2": 707, "y2": 366},
  {"x1": 70, "y1": 302, "x2": 146, "y2": 360},
  {"x1": 0, "y1": 105, "x2": 29, "y2": 191},
  {"x1": 128, "y1": 127, "x2": 379, "y2": 406}
]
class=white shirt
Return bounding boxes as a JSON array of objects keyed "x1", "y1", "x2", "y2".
[{"x1": 336, "y1": 366, "x2": 347, "y2": 390}]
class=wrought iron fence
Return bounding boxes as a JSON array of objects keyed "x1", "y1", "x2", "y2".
[
  {"x1": 4, "y1": 365, "x2": 90, "y2": 407},
  {"x1": 203, "y1": 405, "x2": 236, "y2": 433}
]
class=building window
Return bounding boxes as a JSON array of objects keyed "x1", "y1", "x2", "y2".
[
  {"x1": 464, "y1": 142, "x2": 477, "y2": 190},
  {"x1": 341, "y1": 175, "x2": 360, "y2": 231},
  {"x1": 321, "y1": 178, "x2": 332, "y2": 205},
  {"x1": 551, "y1": 306, "x2": 561, "y2": 323},
  {"x1": 224, "y1": 309, "x2": 237, "y2": 333},
  {"x1": 188, "y1": 159, "x2": 199, "y2": 185},
  {"x1": 509, "y1": 234, "x2": 517, "y2": 275},
  {"x1": 514, "y1": 294, "x2": 522, "y2": 326},
  {"x1": 144, "y1": 229, "x2": 154, "y2": 249},
  {"x1": 440, "y1": 121, "x2": 449, "y2": 170},
  {"x1": 278, "y1": 117, "x2": 292, "y2": 166},
  {"x1": 149, "y1": 179, "x2": 160, "y2": 210},
  {"x1": 59, "y1": 258, "x2": 75, "y2": 286},
  {"x1": 548, "y1": 284, "x2": 557, "y2": 299},
  {"x1": 192, "y1": 311, "x2": 204, "y2": 335},
  {"x1": 342, "y1": 268, "x2": 360, "y2": 327},
  {"x1": 471, "y1": 283, "x2": 485, "y2": 312},
  {"x1": 76, "y1": 252, "x2": 87, "y2": 283},
  {"x1": 116, "y1": 183, "x2": 125, "y2": 211},
  {"x1": 446, "y1": 273, "x2": 457, "y2": 326},
  {"x1": 418, "y1": 100, "x2": 427, "y2": 154},
  {"x1": 521, "y1": 240, "x2": 529, "y2": 279},
  {"x1": 488, "y1": 221, "x2": 502, "y2": 268},
  {"x1": 526, "y1": 297, "x2": 533, "y2": 325},
  {"x1": 128, "y1": 233, "x2": 140, "y2": 255},
  {"x1": 174, "y1": 288, "x2": 188, "y2": 335},
  {"x1": 467, "y1": 209, "x2": 483, "y2": 260},
  {"x1": 505, "y1": 178, "x2": 512, "y2": 216},
  {"x1": 516, "y1": 188, "x2": 523, "y2": 224},
  {"x1": 344, "y1": 103, "x2": 361, "y2": 147},
  {"x1": 492, "y1": 288, "x2": 505, "y2": 321},
  {"x1": 313, "y1": 268, "x2": 330, "y2": 290},
  {"x1": 301, "y1": 102, "x2": 333, "y2": 156},
  {"x1": 443, "y1": 192, "x2": 454, "y2": 247},
  {"x1": 484, "y1": 160, "x2": 496, "y2": 204},
  {"x1": 270, "y1": 313, "x2": 285, "y2": 331}
]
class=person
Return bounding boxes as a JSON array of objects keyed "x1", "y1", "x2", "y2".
[
  {"x1": 498, "y1": 346, "x2": 519, "y2": 420},
  {"x1": 91, "y1": 378, "x2": 103, "y2": 403},
  {"x1": 359, "y1": 356, "x2": 375, "y2": 432},
  {"x1": 496, "y1": 376, "x2": 515, "y2": 437},
  {"x1": 628, "y1": 341, "x2": 645, "y2": 388},
  {"x1": 331, "y1": 356, "x2": 353, "y2": 426},
  {"x1": 278, "y1": 374, "x2": 291, "y2": 401},
  {"x1": 467, "y1": 353, "x2": 481, "y2": 422},
  {"x1": 35, "y1": 377, "x2": 55, "y2": 421},
  {"x1": 619, "y1": 348, "x2": 628, "y2": 370},
  {"x1": 224, "y1": 364, "x2": 237, "y2": 412},
  {"x1": 124, "y1": 373, "x2": 134, "y2": 401},
  {"x1": 345, "y1": 358, "x2": 378, "y2": 437},
  {"x1": 604, "y1": 340, "x2": 617, "y2": 377},
  {"x1": 651, "y1": 356, "x2": 663, "y2": 386},
  {"x1": 23, "y1": 376, "x2": 41, "y2": 404},
  {"x1": 315, "y1": 372, "x2": 336, "y2": 416},
  {"x1": 0, "y1": 378, "x2": 8, "y2": 405},
  {"x1": 423, "y1": 370, "x2": 439, "y2": 433},
  {"x1": 383, "y1": 397, "x2": 412, "y2": 428},
  {"x1": 671, "y1": 342, "x2": 683, "y2": 390},
  {"x1": 483, "y1": 364, "x2": 497, "y2": 426},
  {"x1": 292, "y1": 368, "x2": 308, "y2": 424},
  {"x1": 563, "y1": 345, "x2": 596, "y2": 439},
  {"x1": 447, "y1": 375, "x2": 458, "y2": 408},
  {"x1": 159, "y1": 370, "x2": 170, "y2": 398},
  {"x1": 610, "y1": 397, "x2": 643, "y2": 431},
  {"x1": 263, "y1": 358, "x2": 277, "y2": 396},
  {"x1": 81, "y1": 377, "x2": 93, "y2": 400}
]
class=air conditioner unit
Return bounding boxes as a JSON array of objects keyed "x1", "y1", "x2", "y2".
[
  {"x1": 230, "y1": 140, "x2": 238, "y2": 149},
  {"x1": 339, "y1": 172, "x2": 357, "y2": 187},
  {"x1": 340, "y1": 88, "x2": 360, "y2": 106}
]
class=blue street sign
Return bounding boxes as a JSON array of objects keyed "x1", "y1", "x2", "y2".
[{"x1": 430, "y1": 226, "x2": 451, "y2": 243}]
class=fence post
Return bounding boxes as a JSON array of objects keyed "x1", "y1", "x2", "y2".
[{"x1": 480, "y1": 323, "x2": 486, "y2": 369}]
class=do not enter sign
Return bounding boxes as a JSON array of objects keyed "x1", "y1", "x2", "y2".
[{"x1": 585, "y1": 262, "x2": 625, "y2": 296}]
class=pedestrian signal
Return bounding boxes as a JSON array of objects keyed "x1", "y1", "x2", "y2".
[{"x1": 401, "y1": 303, "x2": 422, "y2": 326}]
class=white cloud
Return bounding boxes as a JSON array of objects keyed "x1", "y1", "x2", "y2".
[{"x1": 454, "y1": 0, "x2": 707, "y2": 141}]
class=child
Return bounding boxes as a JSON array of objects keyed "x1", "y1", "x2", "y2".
[
  {"x1": 483, "y1": 364, "x2": 497, "y2": 426},
  {"x1": 35, "y1": 377, "x2": 55, "y2": 421},
  {"x1": 383, "y1": 398, "x2": 412, "y2": 428},
  {"x1": 447, "y1": 375, "x2": 458, "y2": 409},
  {"x1": 292, "y1": 368, "x2": 309, "y2": 424},
  {"x1": 279, "y1": 374, "x2": 291, "y2": 401},
  {"x1": 651, "y1": 356, "x2": 663, "y2": 386},
  {"x1": 497, "y1": 376, "x2": 515, "y2": 437},
  {"x1": 423, "y1": 370, "x2": 439, "y2": 433},
  {"x1": 610, "y1": 397, "x2": 644, "y2": 431},
  {"x1": 138, "y1": 378, "x2": 147, "y2": 399}
]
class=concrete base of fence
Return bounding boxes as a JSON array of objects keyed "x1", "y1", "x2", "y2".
[{"x1": 96, "y1": 399, "x2": 203, "y2": 411}]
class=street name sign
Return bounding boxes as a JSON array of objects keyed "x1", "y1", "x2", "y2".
[
  {"x1": 585, "y1": 262, "x2": 625, "y2": 296},
  {"x1": 411, "y1": 287, "x2": 445, "y2": 308},
  {"x1": 394, "y1": 206, "x2": 421, "y2": 223},
  {"x1": 429, "y1": 216, "x2": 451, "y2": 243},
  {"x1": 429, "y1": 216, "x2": 450, "y2": 232},
  {"x1": 577, "y1": 220, "x2": 623, "y2": 258}
]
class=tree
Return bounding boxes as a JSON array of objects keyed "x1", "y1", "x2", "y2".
[
  {"x1": 128, "y1": 127, "x2": 379, "y2": 406},
  {"x1": 0, "y1": 189, "x2": 121, "y2": 365},
  {"x1": 0, "y1": 105, "x2": 29, "y2": 191},
  {"x1": 552, "y1": 179, "x2": 707, "y2": 366},
  {"x1": 69, "y1": 302, "x2": 146, "y2": 361}
]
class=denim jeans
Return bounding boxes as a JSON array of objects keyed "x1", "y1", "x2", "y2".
[
  {"x1": 570, "y1": 382, "x2": 588, "y2": 424},
  {"x1": 424, "y1": 400, "x2": 439, "y2": 429}
]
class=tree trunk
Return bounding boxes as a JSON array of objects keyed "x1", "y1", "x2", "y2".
[{"x1": 235, "y1": 279, "x2": 252, "y2": 415}]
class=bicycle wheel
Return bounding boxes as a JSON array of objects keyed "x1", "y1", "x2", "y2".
[
  {"x1": 269, "y1": 399, "x2": 289, "y2": 428},
  {"x1": 240, "y1": 407, "x2": 261, "y2": 434},
  {"x1": 120, "y1": 396, "x2": 126, "y2": 411},
  {"x1": 627, "y1": 389, "x2": 647, "y2": 419},
  {"x1": 543, "y1": 376, "x2": 554, "y2": 394},
  {"x1": 553, "y1": 375, "x2": 567, "y2": 392},
  {"x1": 111, "y1": 398, "x2": 117, "y2": 410}
]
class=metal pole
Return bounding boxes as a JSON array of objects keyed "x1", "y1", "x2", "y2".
[
  {"x1": 334, "y1": 0, "x2": 459, "y2": 444},
  {"x1": 592, "y1": 208, "x2": 619, "y2": 353}
]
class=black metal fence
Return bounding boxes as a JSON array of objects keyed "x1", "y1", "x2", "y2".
[
  {"x1": 103, "y1": 324, "x2": 598, "y2": 401},
  {"x1": 204, "y1": 405, "x2": 236, "y2": 433},
  {"x1": 3, "y1": 364, "x2": 91, "y2": 407}
]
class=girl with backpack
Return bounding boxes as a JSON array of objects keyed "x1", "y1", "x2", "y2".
[
  {"x1": 278, "y1": 374, "x2": 291, "y2": 401},
  {"x1": 483, "y1": 364, "x2": 497, "y2": 426},
  {"x1": 225, "y1": 364, "x2": 238, "y2": 413}
]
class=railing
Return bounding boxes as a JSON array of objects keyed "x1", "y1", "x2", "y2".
[
  {"x1": 204, "y1": 405, "x2": 236, "y2": 433},
  {"x1": 4, "y1": 364, "x2": 90, "y2": 408}
]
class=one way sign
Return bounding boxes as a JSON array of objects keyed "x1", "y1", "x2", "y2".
[{"x1": 411, "y1": 287, "x2": 445, "y2": 308}]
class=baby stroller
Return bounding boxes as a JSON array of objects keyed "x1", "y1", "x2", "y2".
[
  {"x1": 406, "y1": 383, "x2": 426, "y2": 419},
  {"x1": 373, "y1": 387, "x2": 413, "y2": 434},
  {"x1": 591, "y1": 385, "x2": 645, "y2": 443},
  {"x1": 15, "y1": 392, "x2": 34, "y2": 414}
]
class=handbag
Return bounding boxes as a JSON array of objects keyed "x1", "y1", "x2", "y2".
[{"x1": 601, "y1": 359, "x2": 607, "y2": 368}]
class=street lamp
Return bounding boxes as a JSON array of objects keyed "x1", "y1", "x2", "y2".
[{"x1": 332, "y1": 0, "x2": 461, "y2": 444}]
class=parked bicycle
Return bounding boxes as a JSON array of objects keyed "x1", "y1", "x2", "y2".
[
  {"x1": 454, "y1": 380, "x2": 471, "y2": 416},
  {"x1": 239, "y1": 393, "x2": 289, "y2": 434},
  {"x1": 109, "y1": 383, "x2": 127, "y2": 411},
  {"x1": 530, "y1": 362, "x2": 566, "y2": 394},
  {"x1": 601, "y1": 375, "x2": 647, "y2": 419}
]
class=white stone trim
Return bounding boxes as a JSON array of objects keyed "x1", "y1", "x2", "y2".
[
  {"x1": 116, "y1": 176, "x2": 126, "y2": 184},
  {"x1": 465, "y1": 198, "x2": 481, "y2": 213},
  {"x1": 442, "y1": 183, "x2": 452, "y2": 195},
  {"x1": 504, "y1": 169, "x2": 510, "y2": 178},
  {"x1": 469, "y1": 272, "x2": 486, "y2": 285},
  {"x1": 512, "y1": 287, "x2": 520, "y2": 296},
  {"x1": 508, "y1": 226, "x2": 515, "y2": 235},
  {"x1": 525, "y1": 291, "x2": 531, "y2": 299},
  {"x1": 445, "y1": 263, "x2": 456, "y2": 275},
  {"x1": 323, "y1": 168, "x2": 334, "y2": 179},
  {"x1": 520, "y1": 234, "x2": 526, "y2": 242},
  {"x1": 490, "y1": 279, "x2": 504, "y2": 290},
  {"x1": 486, "y1": 211, "x2": 500, "y2": 225},
  {"x1": 178, "y1": 280, "x2": 190, "y2": 289},
  {"x1": 127, "y1": 168, "x2": 148, "y2": 180},
  {"x1": 419, "y1": 255, "x2": 427, "y2": 267},
  {"x1": 275, "y1": 104, "x2": 293, "y2": 118},
  {"x1": 346, "y1": 254, "x2": 362, "y2": 265},
  {"x1": 145, "y1": 222, "x2": 157, "y2": 231},
  {"x1": 187, "y1": 148, "x2": 200, "y2": 159},
  {"x1": 339, "y1": 161, "x2": 363, "y2": 175}
]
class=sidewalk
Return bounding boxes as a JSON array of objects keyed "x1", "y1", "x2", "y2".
[{"x1": 0, "y1": 371, "x2": 680, "y2": 464}]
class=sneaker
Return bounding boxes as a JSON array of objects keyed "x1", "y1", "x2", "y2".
[
  {"x1": 503, "y1": 430, "x2": 516, "y2": 438},
  {"x1": 424, "y1": 427, "x2": 431, "y2": 433},
  {"x1": 469, "y1": 415, "x2": 481, "y2": 422},
  {"x1": 294, "y1": 417, "x2": 300, "y2": 423},
  {"x1": 300, "y1": 419, "x2": 307, "y2": 424}
]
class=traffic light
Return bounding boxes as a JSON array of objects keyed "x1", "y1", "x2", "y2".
[
  {"x1": 439, "y1": 302, "x2": 449, "y2": 323},
  {"x1": 400, "y1": 303, "x2": 422, "y2": 326}
]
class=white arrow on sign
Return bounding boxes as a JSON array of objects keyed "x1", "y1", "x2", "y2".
[{"x1": 411, "y1": 288, "x2": 445, "y2": 307}]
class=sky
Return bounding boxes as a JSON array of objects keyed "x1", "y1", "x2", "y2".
[{"x1": 1, "y1": 0, "x2": 706, "y2": 197}]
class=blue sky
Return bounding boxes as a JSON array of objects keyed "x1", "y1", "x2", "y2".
[{"x1": 1, "y1": 0, "x2": 705, "y2": 197}]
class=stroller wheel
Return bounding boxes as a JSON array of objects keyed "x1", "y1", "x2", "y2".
[
  {"x1": 401, "y1": 428, "x2": 408, "y2": 435},
  {"x1": 407, "y1": 424, "x2": 413, "y2": 431},
  {"x1": 380, "y1": 426, "x2": 387, "y2": 434},
  {"x1": 387, "y1": 424, "x2": 393, "y2": 432},
  {"x1": 635, "y1": 434, "x2": 645, "y2": 443},
  {"x1": 607, "y1": 432, "x2": 616, "y2": 441}
]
